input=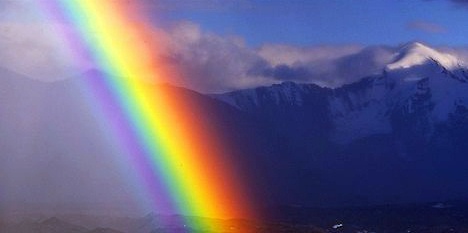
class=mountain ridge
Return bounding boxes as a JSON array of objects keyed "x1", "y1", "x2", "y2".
[
  {"x1": 205, "y1": 42, "x2": 468, "y2": 207},
  {"x1": 214, "y1": 42, "x2": 468, "y2": 143},
  {"x1": 3, "y1": 42, "x2": 468, "y2": 211}
]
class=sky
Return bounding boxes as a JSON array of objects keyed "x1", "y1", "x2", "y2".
[
  {"x1": 1, "y1": 0, "x2": 468, "y2": 92},
  {"x1": 148, "y1": 0, "x2": 468, "y2": 92},
  {"x1": 154, "y1": 0, "x2": 468, "y2": 46}
]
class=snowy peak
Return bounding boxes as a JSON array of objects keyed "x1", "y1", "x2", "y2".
[
  {"x1": 386, "y1": 42, "x2": 460, "y2": 71},
  {"x1": 214, "y1": 81, "x2": 328, "y2": 110}
]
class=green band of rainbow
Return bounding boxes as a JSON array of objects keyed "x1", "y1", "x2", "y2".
[{"x1": 37, "y1": 0, "x2": 256, "y2": 230}]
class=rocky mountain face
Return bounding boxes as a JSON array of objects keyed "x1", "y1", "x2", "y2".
[
  {"x1": 213, "y1": 42, "x2": 468, "y2": 206},
  {"x1": 216, "y1": 42, "x2": 468, "y2": 145}
]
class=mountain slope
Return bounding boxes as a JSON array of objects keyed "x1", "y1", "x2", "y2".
[
  {"x1": 3, "y1": 42, "x2": 468, "y2": 212},
  {"x1": 213, "y1": 42, "x2": 468, "y2": 206},
  {"x1": 0, "y1": 69, "x2": 265, "y2": 214},
  {"x1": 216, "y1": 42, "x2": 468, "y2": 144},
  {"x1": 0, "y1": 217, "x2": 89, "y2": 233}
]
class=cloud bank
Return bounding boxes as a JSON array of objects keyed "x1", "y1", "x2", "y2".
[
  {"x1": 2, "y1": 1, "x2": 468, "y2": 93},
  {"x1": 160, "y1": 22, "x2": 468, "y2": 93},
  {"x1": 2, "y1": 16, "x2": 468, "y2": 93},
  {"x1": 161, "y1": 22, "x2": 400, "y2": 93},
  {"x1": 3, "y1": 20, "x2": 468, "y2": 94}
]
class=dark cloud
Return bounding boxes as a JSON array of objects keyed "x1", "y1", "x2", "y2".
[
  {"x1": 334, "y1": 46, "x2": 395, "y2": 78},
  {"x1": 160, "y1": 22, "x2": 381, "y2": 92},
  {"x1": 450, "y1": 0, "x2": 468, "y2": 7},
  {"x1": 407, "y1": 20, "x2": 447, "y2": 34},
  {"x1": 423, "y1": 0, "x2": 468, "y2": 8},
  {"x1": 252, "y1": 44, "x2": 396, "y2": 88},
  {"x1": 264, "y1": 64, "x2": 311, "y2": 81},
  {"x1": 1, "y1": 0, "x2": 467, "y2": 93},
  {"x1": 2, "y1": 16, "x2": 467, "y2": 94},
  {"x1": 248, "y1": 62, "x2": 312, "y2": 82},
  {"x1": 160, "y1": 22, "x2": 272, "y2": 93},
  {"x1": 161, "y1": 22, "x2": 468, "y2": 93},
  {"x1": 160, "y1": 22, "x2": 468, "y2": 93}
]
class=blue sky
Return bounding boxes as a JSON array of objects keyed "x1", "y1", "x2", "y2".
[{"x1": 158, "y1": 0, "x2": 468, "y2": 46}]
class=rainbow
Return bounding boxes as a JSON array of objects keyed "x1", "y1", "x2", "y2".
[{"x1": 37, "y1": 0, "x2": 256, "y2": 230}]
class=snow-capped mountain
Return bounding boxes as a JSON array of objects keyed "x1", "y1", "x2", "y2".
[
  {"x1": 215, "y1": 81, "x2": 330, "y2": 110},
  {"x1": 215, "y1": 42, "x2": 468, "y2": 144},
  {"x1": 207, "y1": 43, "x2": 468, "y2": 206},
  {"x1": 386, "y1": 42, "x2": 462, "y2": 70}
]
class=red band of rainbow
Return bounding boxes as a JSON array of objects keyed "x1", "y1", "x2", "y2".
[{"x1": 36, "y1": 0, "x2": 256, "y2": 230}]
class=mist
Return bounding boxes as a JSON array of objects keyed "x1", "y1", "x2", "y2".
[{"x1": 0, "y1": 68, "x2": 150, "y2": 216}]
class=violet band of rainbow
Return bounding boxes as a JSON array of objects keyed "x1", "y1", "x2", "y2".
[{"x1": 36, "y1": 0, "x2": 256, "y2": 229}]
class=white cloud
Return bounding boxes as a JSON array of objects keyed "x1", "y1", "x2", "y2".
[
  {"x1": 161, "y1": 22, "x2": 399, "y2": 92},
  {"x1": 257, "y1": 44, "x2": 361, "y2": 66},
  {"x1": 161, "y1": 23, "x2": 468, "y2": 92},
  {"x1": 0, "y1": 0, "x2": 88, "y2": 80},
  {"x1": 0, "y1": 22, "x2": 85, "y2": 81},
  {"x1": 2, "y1": 17, "x2": 466, "y2": 93},
  {"x1": 161, "y1": 21, "x2": 272, "y2": 93}
]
